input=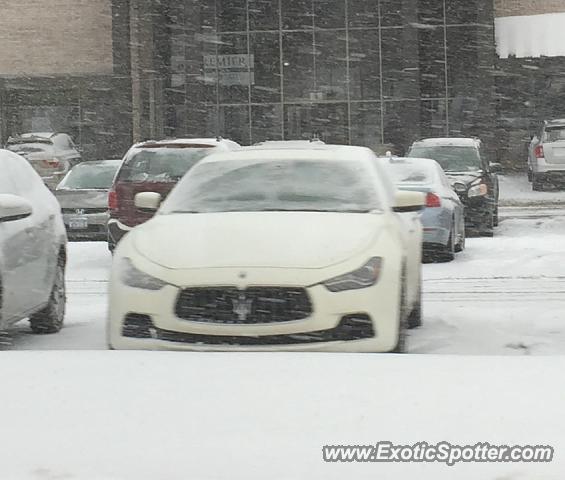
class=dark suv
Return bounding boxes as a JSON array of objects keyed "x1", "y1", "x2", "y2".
[
  {"x1": 407, "y1": 138, "x2": 500, "y2": 237},
  {"x1": 107, "y1": 138, "x2": 240, "y2": 251}
]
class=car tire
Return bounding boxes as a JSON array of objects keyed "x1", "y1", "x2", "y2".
[
  {"x1": 391, "y1": 270, "x2": 407, "y2": 353},
  {"x1": 493, "y1": 205, "x2": 499, "y2": 227},
  {"x1": 29, "y1": 261, "x2": 66, "y2": 334},
  {"x1": 527, "y1": 169, "x2": 532, "y2": 182},
  {"x1": 407, "y1": 280, "x2": 422, "y2": 329},
  {"x1": 438, "y1": 229, "x2": 455, "y2": 262},
  {"x1": 532, "y1": 175, "x2": 543, "y2": 191},
  {"x1": 455, "y1": 223, "x2": 466, "y2": 253},
  {"x1": 478, "y1": 213, "x2": 495, "y2": 237}
]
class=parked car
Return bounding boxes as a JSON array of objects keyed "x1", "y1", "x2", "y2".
[
  {"x1": 381, "y1": 156, "x2": 465, "y2": 262},
  {"x1": 55, "y1": 160, "x2": 122, "y2": 241},
  {"x1": 407, "y1": 137, "x2": 500, "y2": 237},
  {"x1": 5, "y1": 132, "x2": 81, "y2": 190},
  {"x1": 528, "y1": 119, "x2": 565, "y2": 190},
  {"x1": 107, "y1": 137, "x2": 240, "y2": 252},
  {"x1": 107, "y1": 145, "x2": 425, "y2": 352},
  {"x1": 252, "y1": 139, "x2": 326, "y2": 148},
  {"x1": 0, "y1": 150, "x2": 67, "y2": 334}
]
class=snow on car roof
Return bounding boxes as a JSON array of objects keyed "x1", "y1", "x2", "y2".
[
  {"x1": 545, "y1": 119, "x2": 565, "y2": 127},
  {"x1": 381, "y1": 156, "x2": 439, "y2": 168},
  {"x1": 199, "y1": 145, "x2": 374, "y2": 164},
  {"x1": 379, "y1": 156, "x2": 439, "y2": 184},
  {"x1": 412, "y1": 137, "x2": 480, "y2": 148},
  {"x1": 20, "y1": 132, "x2": 54, "y2": 138},
  {"x1": 73, "y1": 159, "x2": 122, "y2": 167},
  {"x1": 251, "y1": 140, "x2": 326, "y2": 149},
  {"x1": 132, "y1": 138, "x2": 240, "y2": 151}
]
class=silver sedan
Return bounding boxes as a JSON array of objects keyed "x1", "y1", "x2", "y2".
[{"x1": 381, "y1": 156, "x2": 465, "y2": 262}]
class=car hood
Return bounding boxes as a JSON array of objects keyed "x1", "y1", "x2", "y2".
[
  {"x1": 55, "y1": 189, "x2": 109, "y2": 209},
  {"x1": 132, "y1": 212, "x2": 385, "y2": 269},
  {"x1": 445, "y1": 171, "x2": 482, "y2": 186}
]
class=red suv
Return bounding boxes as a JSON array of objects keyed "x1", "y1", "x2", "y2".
[{"x1": 107, "y1": 137, "x2": 240, "y2": 251}]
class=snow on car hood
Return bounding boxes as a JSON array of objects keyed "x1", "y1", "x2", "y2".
[
  {"x1": 54, "y1": 189, "x2": 109, "y2": 209},
  {"x1": 132, "y1": 211, "x2": 384, "y2": 269},
  {"x1": 446, "y1": 171, "x2": 482, "y2": 186}
]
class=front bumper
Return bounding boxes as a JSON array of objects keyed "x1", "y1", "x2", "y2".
[
  {"x1": 107, "y1": 219, "x2": 132, "y2": 249},
  {"x1": 460, "y1": 195, "x2": 495, "y2": 228},
  {"x1": 108, "y1": 265, "x2": 403, "y2": 353}
]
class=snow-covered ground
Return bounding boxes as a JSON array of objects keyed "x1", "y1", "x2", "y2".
[
  {"x1": 499, "y1": 173, "x2": 565, "y2": 206},
  {"x1": 2, "y1": 175, "x2": 564, "y2": 479},
  {"x1": 1, "y1": 352, "x2": 563, "y2": 480},
  {"x1": 4, "y1": 242, "x2": 110, "y2": 350}
]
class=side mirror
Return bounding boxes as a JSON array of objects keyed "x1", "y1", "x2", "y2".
[
  {"x1": 490, "y1": 162, "x2": 503, "y2": 173},
  {"x1": 393, "y1": 190, "x2": 425, "y2": 213},
  {"x1": 0, "y1": 194, "x2": 33, "y2": 223},
  {"x1": 134, "y1": 192, "x2": 162, "y2": 212}
]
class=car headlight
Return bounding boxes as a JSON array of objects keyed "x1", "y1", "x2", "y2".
[
  {"x1": 452, "y1": 182, "x2": 467, "y2": 194},
  {"x1": 119, "y1": 257, "x2": 168, "y2": 290},
  {"x1": 468, "y1": 183, "x2": 488, "y2": 197},
  {"x1": 322, "y1": 257, "x2": 383, "y2": 292}
]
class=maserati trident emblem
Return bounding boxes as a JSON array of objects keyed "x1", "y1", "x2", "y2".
[{"x1": 232, "y1": 293, "x2": 253, "y2": 322}]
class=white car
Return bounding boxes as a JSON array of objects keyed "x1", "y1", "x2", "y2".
[
  {"x1": 108, "y1": 146, "x2": 424, "y2": 352},
  {"x1": 0, "y1": 150, "x2": 68, "y2": 334}
]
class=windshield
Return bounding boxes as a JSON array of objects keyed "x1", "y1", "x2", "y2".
[
  {"x1": 408, "y1": 146, "x2": 482, "y2": 172},
  {"x1": 545, "y1": 126, "x2": 565, "y2": 142},
  {"x1": 161, "y1": 159, "x2": 380, "y2": 214},
  {"x1": 57, "y1": 162, "x2": 120, "y2": 190},
  {"x1": 386, "y1": 162, "x2": 435, "y2": 185},
  {"x1": 6, "y1": 142, "x2": 53, "y2": 154},
  {"x1": 118, "y1": 148, "x2": 211, "y2": 183}
]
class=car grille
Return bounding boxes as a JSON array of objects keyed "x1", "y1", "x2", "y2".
[
  {"x1": 122, "y1": 313, "x2": 375, "y2": 345},
  {"x1": 175, "y1": 287, "x2": 312, "y2": 324},
  {"x1": 62, "y1": 207, "x2": 108, "y2": 214}
]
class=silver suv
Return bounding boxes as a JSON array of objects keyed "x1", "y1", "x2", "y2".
[{"x1": 528, "y1": 119, "x2": 565, "y2": 191}]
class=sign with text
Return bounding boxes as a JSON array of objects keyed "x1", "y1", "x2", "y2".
[{"x1": 204, "y1": 54, "x2": 255, "y2": 86}]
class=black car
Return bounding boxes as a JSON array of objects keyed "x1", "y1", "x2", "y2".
[{"x1": 407, "y1": 138, "x2": 500, "y2": 237}]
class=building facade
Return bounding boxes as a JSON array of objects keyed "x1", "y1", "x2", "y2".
[
  {"x1": 164, "y1": 0, "x2": 496, "y2": 154},
  {"x1": 0, "y1": 0, "x2": 132, "y2": 159},
  {"x1": 1, "y1": 0, "x2": 501, "y2": 158}
]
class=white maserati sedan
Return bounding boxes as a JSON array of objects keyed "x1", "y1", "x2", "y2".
[
  {"x1": 107, "y1": 146, "x2": 424, "y2": 352},
  {"x1": 0, "y1": 150, "x2": 68, "y2": 334}
]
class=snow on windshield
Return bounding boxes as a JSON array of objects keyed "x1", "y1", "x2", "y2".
[
  {"x1": 408, "y1": 146, "x2": 482, "y2": 172},
  {"x1": 161, "y1": 159, "x2": 381, "y2": 214},
  {"x1": 386, "y1": 161, "x2": 434, "y2": 185},
  {"x1": 119, "y1": 148, "x2": 210, "y2": 183},
  {"x1": 6, "y1": 142, "x2": 53, "y2": 154},
  {"x1": 58, "y1": 162, "x2": 120, "y2": 190}
]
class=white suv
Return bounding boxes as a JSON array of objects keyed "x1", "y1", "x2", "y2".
[{"x1": 528, "y1": 119, "x2": 565, "y2": 191}]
